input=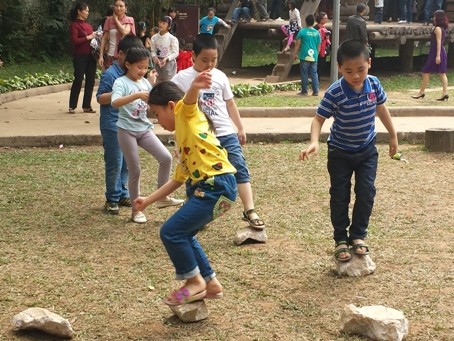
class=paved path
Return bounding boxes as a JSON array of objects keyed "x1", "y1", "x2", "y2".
[{"x1": 1, "y1": 86, "x2": 453, "y2": 147}]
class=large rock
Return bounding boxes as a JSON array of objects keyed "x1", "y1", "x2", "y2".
[
  {"x1": 234, "y1": 227, "x2": 267, "y2": 245},
  {"x1": 335, "y1": 252, "x2": 376, "y2": 277},
  {"x1": 12, "y1": 307, "x2": 74, "y2": 338},
  {"x1": 340, "y1": 304, "x2": 409, "y2": 341},
  {"x1": 169, "y1": 300, "x2": 209, "y2": 322}
]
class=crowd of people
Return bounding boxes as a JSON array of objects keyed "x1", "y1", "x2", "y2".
[{"x1": 66, "y1": 0, "x2": 448, "y2": 308}]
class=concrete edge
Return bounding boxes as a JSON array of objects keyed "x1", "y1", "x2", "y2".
[
  {"x1": 1, "y1": 84, "x2": 452, "y2": 117},
  {"x1": 0, "y1": 131, "x2": 425, "y2": 148}
]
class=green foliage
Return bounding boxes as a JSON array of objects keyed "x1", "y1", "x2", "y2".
[
  {"x1": 0, "y1": 71, "x2": 73, "y2": 93},
  {"x1": 231, "y1": 82, "x2": 300, "y2": 97}
]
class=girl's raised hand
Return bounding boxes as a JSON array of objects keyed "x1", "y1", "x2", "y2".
[
  {"x1": 137, "y1": 91, "x2": 149, "y2": 102},
  {"x1": 193, "y1": 70, "x2": 212, "y2": 89}
]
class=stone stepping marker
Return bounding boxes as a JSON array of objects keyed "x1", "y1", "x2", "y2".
[
  {"x1": 234, "y1": 227, "x2": 268, "y2": 245},
  {"x1": 335, "y1": 252, "x2": 376, "y2": 277},
  {"x1": 169, "y1": 300, "x2": 209, "y2": 322}
]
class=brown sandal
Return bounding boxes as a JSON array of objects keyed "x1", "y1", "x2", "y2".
[{"x1": 242, "y1": 209, "x2": 265, "y2": 230}]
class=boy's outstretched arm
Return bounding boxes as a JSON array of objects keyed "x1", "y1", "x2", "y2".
[
  {"x1": 226, "y1": 99, "x2": 246, "y2": 145},
  {"x1": 376, "y1": 104, "x2": 398, "y2": 157},
  {"x1": 300, "y1": 115, "x2": 325, "y2": 160},
  {"x1": 135, "y1": 179, "x2": 182, "y2": 211}
]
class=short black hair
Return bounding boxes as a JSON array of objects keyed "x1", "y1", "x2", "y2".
[
  {"x1": 124, "y1": 46, "x2": 150, "y2": 64},
  {"x1": 356, "y1": 3, "x2": 367, "y2": 14},
  {"x1": 337, "y1": 40, "x2": 370, "y2": 65},
  {"x1": 117, "y1": 34, "x2": 143, "y2": 53},
  {"x1": 193, "y1": 33, "x2": 218, "y2": 56},
  {"x1": 305, "y1": 14, "x2": 315, "y2": 26}
]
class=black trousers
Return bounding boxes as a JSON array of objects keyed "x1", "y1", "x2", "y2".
[{"x1": 69, "y1": 54, "x2": 97, "y2": 110}]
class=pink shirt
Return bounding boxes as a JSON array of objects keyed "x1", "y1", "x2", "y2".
[{"x1": 103, "y1": 15, "x2": 136, "y2": 57}]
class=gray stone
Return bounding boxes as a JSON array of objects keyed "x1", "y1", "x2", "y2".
[
  {"x1": 169, "y1": 300, "x2": 209, "y2": 322},
  {"x1": 340, "y1": 304, "x2": 409, "y2": 341},
  {"x1": 234, "y1": 227, "x2": 268, "y2": 245},
  {"x1": 335, "y1": 252, "x2": 376, "y2": 277},
  {"x1": 12, "y1": 307, "x2": 74, "y2": 338}
]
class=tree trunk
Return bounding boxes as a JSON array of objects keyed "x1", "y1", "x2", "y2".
[{"x1": 425, "y1": 128, "x2": 454, "y2": 152}]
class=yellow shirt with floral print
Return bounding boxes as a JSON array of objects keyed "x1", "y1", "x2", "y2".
[{"x1": 173, "y1": 100, "x2": 236, "y2": 184}]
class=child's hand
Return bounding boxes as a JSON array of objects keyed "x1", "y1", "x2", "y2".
[
  {"x1": 134, "y1": 197, "x2": 148, "y2": 211},
  {"x1": 137, "y1": 91, "x2": 149, "y2": 102},
  {"x1": 299, "y1": 142, "x2": 319, "y2": 161},
  {"x1": 147, "y1": 69, "x2": 158, "y2": 86},
  {"x1": 193, "y1": 70, "x2": 212, "y2": 89},
  {"x1": 388, "y1": 135, "x2": 398, "y2": 158}
]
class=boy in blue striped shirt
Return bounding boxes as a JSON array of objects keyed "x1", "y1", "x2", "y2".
[{"x1": 300, "y1": 40, "x2": 398, "y2": 262}]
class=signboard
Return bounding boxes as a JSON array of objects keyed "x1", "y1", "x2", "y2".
[{"x1": 175, "y1": 5, "x2": 200, "y2": 49}]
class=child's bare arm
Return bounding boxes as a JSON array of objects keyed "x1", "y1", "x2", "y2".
[
  {"x1": 376, "y1": 104, "x2": 398, "y2": 157},
  {"x1": 226, "y1": 98, "x2": 246, "y2": 145},
  {"x1": 112, "y1": 91, "x2": 149, "y2": 108},
  {"x1": 300, "y1": 115, "x2": 325, "y2": 160},
  {"x1": 135, "y1": 179, "x2": 182, "y2": 211}
]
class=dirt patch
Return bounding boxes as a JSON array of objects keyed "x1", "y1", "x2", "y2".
[{"x1": 0, "y1": 144, "x2": 453, "y2": 340}]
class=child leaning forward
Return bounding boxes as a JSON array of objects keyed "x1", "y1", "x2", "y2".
[{"x1": 135, "y1": 71, "x2": 237, "y2": 306}]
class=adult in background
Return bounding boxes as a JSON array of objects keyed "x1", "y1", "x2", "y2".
[
  {"x1": 411, "y1": 10, "x2": 449, "y2": 101},
  {"x1": 315, "y1": 12, "x2": 331, "y2": 74},
  {"x1": 292, "y1": 14, "x2": 321, "y2": 97},
  {"x1": 231, "y1": 0, "x2": 254, "y2": 24},
  {"x1": 255, "y1": 0, "x2": 270, "y2": 21},
  {"x1": 397, "y1": 0, "x2": 413, "y2": 23},
  {"x1": 98, "y1": 0, "x2": 136, "y2": 70},
  {"x1": 199, "y1": 7, "x2": 230, "y2": 35},
  {"x1": 423, "y1": 0, "x2": 444, "y2": 25},
  {"x1": 167, "y1": 8, "x2": 178, "y2": 36},
  {"x1": 345, "y1": 3, "x2": 368, "y2": 45},
  {"x1": 68, "y1": 1, "x2": 97, "y2": 114}
]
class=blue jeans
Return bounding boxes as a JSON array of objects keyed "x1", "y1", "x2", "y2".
[
  {"x1": 300, "y1": 61, "x2": 319, "y2": 94},
  {"x1": 232, "y1": 7, "x2": 251, "y2": 22},
  {"x1": 101, "y1": 129, "x2": 129, "y2": 203},
  {"x1": 374, "y1": 7, "x2": 383, "y2": 23},
  {"x1": 217, "y1": 134, "x2": 250, "y2": 184},
  {"x1": 424, "y1": 0, "x2": 443, "y2": 22},
  {"x1": 399, "y1": 0, "x2": 413, "y2": 22},
  {"x1": 160, "y1": 174, "x2": 237, "y2": 280},
  {"x1": 327, "y1": 139, "x2": 378, "y2": 244}
]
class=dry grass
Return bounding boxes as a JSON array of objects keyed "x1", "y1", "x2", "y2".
[{"x1": 0, "y1": 143, "x2": 453, "y2": 340}]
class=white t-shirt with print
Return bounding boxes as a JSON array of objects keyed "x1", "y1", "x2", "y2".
[{"x1": 171, "y1": 67, "x2": 236, "y2": 137}]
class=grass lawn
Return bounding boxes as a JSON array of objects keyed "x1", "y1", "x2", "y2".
[{"x1": 0, "y1": 144, "x2": 453, "y2": 340}]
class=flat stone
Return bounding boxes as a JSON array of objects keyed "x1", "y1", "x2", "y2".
[
  {"x1": 169, "y1": 300, "x2": 209, "y2": 322},
  {"x1": 12, "y1": 307, "x2": 74, "y2": 338},
  {"x1": 234, "y1": 227, "x2": 268, "y2": 245},
  {"x1": 340, "y1": 304, "x2": 409, "y2": 341},
  {"x1": 335, "y1": 252, "x2": 376, "y2": 277}
]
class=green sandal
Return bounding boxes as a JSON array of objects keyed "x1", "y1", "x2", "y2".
[
  {"x1": 334, "y1": 241, "x2": 351, "y2": 262},
  {"x1": 351, "y1": 243, "x2": 370, "y2": 256},
  {"x1": 242, "y1": 209, "x2": 265, "y2": 230}
]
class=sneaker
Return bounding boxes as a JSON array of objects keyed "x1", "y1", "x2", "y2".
[
  {"x1": 297, "y1": 92, "x2": 308, "y2": 96},
  {"x1": 397, "y1": 20, "x2": 407, "y2": 24},
  {"x1": 156, "y1": 197, "x2": 184, "y2": 209},
  {"x1": 132, "y1": 211, "x2": 147, "y2": 224},
  {"x1": 119, "y1": 197, "x2": 132, "y2": 207},
  {"x1": 105, "y1": 201, "x2": 119, "y2": 215}
]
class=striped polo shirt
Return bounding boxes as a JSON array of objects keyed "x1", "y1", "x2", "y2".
[{"x1": 316, "y1": 75, "x2": 387, "y2": 151}]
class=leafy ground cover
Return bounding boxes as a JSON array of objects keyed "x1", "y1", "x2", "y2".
[{"x1": 0, "y1": 144, "x2": 453, "y2": 340}]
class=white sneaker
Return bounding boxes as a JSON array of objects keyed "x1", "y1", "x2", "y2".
[
  {"x1": 132, "y1": 212, "x2": 147, "y2": 224},
  {"x1": 397, "y1": 20, "x2": 407, "y2": 24},
  {"x1": 156, "y1": 197, "x2": 184, "y2": 209}
]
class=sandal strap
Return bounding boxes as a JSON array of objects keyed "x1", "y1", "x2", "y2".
[{"x1": 335, "y1": 240, "x2": 349, "y2": 247}]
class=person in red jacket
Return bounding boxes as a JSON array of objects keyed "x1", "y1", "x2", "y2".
[
  {"x1": 176, "y1": 38, "x2": 193, "y2": 72},
  {"x1": 68, "y1": 1, "x2": 97, "y2": 114}
]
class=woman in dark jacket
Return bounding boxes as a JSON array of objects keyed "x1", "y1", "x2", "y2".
[{"x1": 68, "y1": 1, "x2": 97, "y2": 114}]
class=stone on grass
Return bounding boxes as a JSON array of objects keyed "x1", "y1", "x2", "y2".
[
  {"x1": 169, "y1": 300, "x2": 209, "y2": 322},
  {"x1": 335, "y1": 252, "x2": 376, "y2": 277},
  {"x1": 340, "y1": 304, "x2": 409, "y2": 341},
  {"x1": 234, "y1": 227, "x2": 267, "y2": 245},
  {"x1": 12, "y1": 307, "x2": 74, "y2": 339}
]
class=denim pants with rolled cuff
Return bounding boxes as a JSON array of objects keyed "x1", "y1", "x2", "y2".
[
  {"x1": 160, "y1": 174, "x2": 237, "y2": 281},
  {"x1": 327, "y1": 139, "x2": 378, "y2": 244},
  {"x1": 101, "y1": 128, "x2": 129, "y2": 203}
]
